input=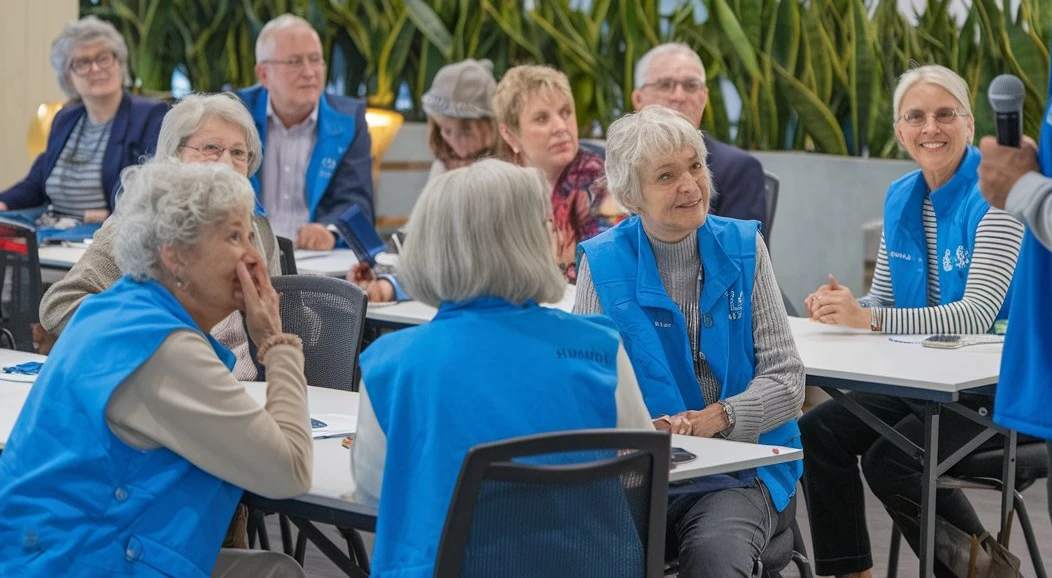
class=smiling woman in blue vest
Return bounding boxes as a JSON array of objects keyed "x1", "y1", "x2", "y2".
[
  {"x1": 575, "y1": 105, "x2": 805, "y2": 577},
  {"x1": 0, "y1": 161, "x2": 311, "y2": 578},
  {"x1": 348, "y1": 158, "x2": 655, "y2": 578},
  {"x1": 799, "y1": 65, "x2": 1025, "y2": 578},
  {"x1": 0, "y1": 16, "x2": 166, "y2": 229}
]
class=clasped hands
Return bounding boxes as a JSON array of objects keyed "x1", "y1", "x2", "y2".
[
  {"x1": 804, "y1": 274, "x2": 869, "y2": 329},
  {"x1": 652, "y1": 403, "x2": 729, "y2": 438}
]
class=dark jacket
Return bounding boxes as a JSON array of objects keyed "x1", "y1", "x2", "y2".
[
  {"x1": 237, "y1": 85, "x2": 375, "y2": 224},
  {"x1": 0, "y1": 93, "x2": 168, "y2": 211},
  {"x1": 704, "y1": 134, "x2": 769, "y2": 237}
]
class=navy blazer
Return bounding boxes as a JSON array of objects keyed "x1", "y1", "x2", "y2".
[
  {"x1": 704, "y1": 133, "x2": 770, "y2": 238},
  {"x1": 0, "y1": 93, "x2": 168, "y2": 212}
]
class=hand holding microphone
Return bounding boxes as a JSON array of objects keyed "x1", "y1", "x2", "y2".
[{"x1": 978, "y1": 74, "x2": 1040, "y2": 208}]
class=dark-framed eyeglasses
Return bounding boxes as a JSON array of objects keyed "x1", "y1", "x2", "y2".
[
  {"x1": 69, "y1": 52, "x2": 117, "y2": 76},
  {"x1": 639, "y1": 78, "x2": 706, "y2": 94},
  {"x1": 899, "y1": 108, "x2": 969, "y2": 127},
  {"x1": 179, "y1": 143, "x2": 253, "y2": 165}
]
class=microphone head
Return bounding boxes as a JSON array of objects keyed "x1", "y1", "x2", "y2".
[{"x1": 988, "y1": 74, "x2": 1025, "y2": 113}]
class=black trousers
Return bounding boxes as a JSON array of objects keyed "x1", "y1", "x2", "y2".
[{"x1": 799, "y1": 391, "x2": 998, "y2": 577}]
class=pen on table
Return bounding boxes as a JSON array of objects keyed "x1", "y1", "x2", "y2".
[{"x1": 314, "y1": 432, "x2": 353, "y2": 440}]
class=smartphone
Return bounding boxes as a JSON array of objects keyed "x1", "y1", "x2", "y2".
[
  {"x1": 671, "y1": 447, "x2": 697, "y2": 466},
  {"x1": 922, "y1": 334, "x2": 964, "y2": 349}
]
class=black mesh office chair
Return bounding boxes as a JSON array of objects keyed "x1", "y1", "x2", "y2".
[
  {"x1": 886, "y1": 440, "x2": 1049, "y2": 578},
  {"x1": 0, "y1": 217, "x2": 43, "y2": 351},
  {"x1": 434, "y1": 429, "x2": 670, "y2": 578},
  {"x1": 763, "y1": 171, "x2": 780, "y2": 246},
  {"x1": 245, "y1": 275, "x2": 369, "y2": 568},
  {"x1": 270, "y1": 274, "x2": 367, "y2": 391},
  {"x1": 275, "y1": 236, "x2": 297, "y2": 275}
]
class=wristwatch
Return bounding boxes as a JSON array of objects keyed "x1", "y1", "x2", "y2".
[
  {"x1": 870, "y1": 308, "x2": 883, "y2": 332},
  {"x1": 718, "y1": 400, "x2": 735, "y2": 430}
]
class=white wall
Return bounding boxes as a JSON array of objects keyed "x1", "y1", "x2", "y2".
[
  {"x1": 0, "y1": 0, "x2": 78, "y2": 190},
  {"x1": 751, "y1": 152, "x2": 918, "y2": 310}
]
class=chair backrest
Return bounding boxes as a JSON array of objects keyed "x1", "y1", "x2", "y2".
[
  {"x1": 270, "y1": 275, "x2": 367, "y2": 391},
  {"x1": 434, "y1": 429, "x2": 670, "y2": 578},
  {"x1": 0, "y1": 217, "x2": 43, "y2": 351},
  {"x1": 275, "y1": 236, "x2": 297, "y2": 275},
  {"x1": 763, "y1": 171, "x2": 780, "y2": 246}
]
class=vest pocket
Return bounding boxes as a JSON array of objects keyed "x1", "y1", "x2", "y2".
[{"x1": 124, "y1": 534, "x2": 210, "y2": 578}]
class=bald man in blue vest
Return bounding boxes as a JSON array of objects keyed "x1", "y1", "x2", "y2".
[{"x1": 977, "y1": 54, "x2": 1052, "y2": 523}]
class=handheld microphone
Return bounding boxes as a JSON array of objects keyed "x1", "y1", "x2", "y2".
[{"x1": 988, "y1": 74, "x2": 1025, "y2": 147}]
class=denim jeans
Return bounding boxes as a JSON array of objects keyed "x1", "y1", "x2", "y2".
[{"x1": 665, "y1": 479, "x2": 794, "y2": 577}]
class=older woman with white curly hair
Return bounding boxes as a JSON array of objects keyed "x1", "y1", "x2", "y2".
[
  {"x1": 40, "y1": 92, "x2": 281, "y2": 379},
  {"x1": 0, "y1": 15, "x2": 167, "y2": 224},
  {"x1": 575, "y1": 105, "x2": 805, "y2": 577},
  {"x1": 0, "y1": 160, "x2": 310, "y2": 578}
]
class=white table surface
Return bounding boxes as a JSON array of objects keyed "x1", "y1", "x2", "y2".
[
  {"x1": 788, "y1": 316, "x2": 1002, "y2": 393},
  {"x1": 293, "y1": 249, "x2": 359, "y2": 277},
  {"x1": 0, "y1": 349, "x2": 798, "y2": 514},
  {"x1": 366, "y1": 284, "x2": 578, "y2": 325},
  {"x1": 38, "y1": 243, "x2": 89, "y2": 270}
]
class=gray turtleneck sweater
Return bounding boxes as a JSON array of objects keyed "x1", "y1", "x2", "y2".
[{"x1": 574, "y1": 229, "x2": 804, "y2": 443}]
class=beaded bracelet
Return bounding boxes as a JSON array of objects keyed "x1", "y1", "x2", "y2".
[{"x1": 256, "y1": 333, "x2": 303, "y2": 364}]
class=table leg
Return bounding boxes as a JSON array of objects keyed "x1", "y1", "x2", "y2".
[
  {"x1": 919, "y1": 401, "x2": 940, "y2": 578},
  {"x1": 999, "y1": 428, "x2": 1017, "y2": 543}
]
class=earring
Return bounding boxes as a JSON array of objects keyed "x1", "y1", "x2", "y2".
[{"x1": 175, "y1": 277, "x2": 185, "y2": 289}]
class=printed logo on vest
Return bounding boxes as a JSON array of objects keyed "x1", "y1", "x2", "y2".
[
  {"x1": 555, "y1": 348, "x2": 612, "y2": 365},
  {"x1": 889, "y1": 251, "x2": 913, "y2": 262},
  {"x1": 727, "y1": 290, "x2": 744, "y2": 320},
  {"x1": 942, "y1": 249, "x2": 953, "y2": 272},
  {"x1": 954, "y1": 246, "x2": 971, "y2": 270},
  {"x1": 322, "y1": 157, "x2": 337, "y2": 170},
  {"x1": 652, "y1": 310, "x2": 674, "y2": 329}
]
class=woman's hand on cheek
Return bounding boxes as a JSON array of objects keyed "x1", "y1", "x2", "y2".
[{"x1": 238, "y1": 259, "x2": 282, "y2": 346}]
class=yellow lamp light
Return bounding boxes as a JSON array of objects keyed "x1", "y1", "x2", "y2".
[
  {"x1": 365, "y1": 107, "x2": 404, "y2": 176},
  {"x1": 28, "y1": 102, "x2": 65, "y2": 160}
]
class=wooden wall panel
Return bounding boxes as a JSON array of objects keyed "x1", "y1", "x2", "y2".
[{"x1": 0, "y1": 1, "x2": 77, "y2": 189}]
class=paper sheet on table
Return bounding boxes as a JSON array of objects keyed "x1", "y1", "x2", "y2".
[{"x1": 310, "y1": 413, "x2": 358, "y2": 439}]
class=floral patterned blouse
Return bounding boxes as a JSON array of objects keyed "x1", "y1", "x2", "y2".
[{"x1": 550, "y1": 149, "x2": 625, "y2": 281}]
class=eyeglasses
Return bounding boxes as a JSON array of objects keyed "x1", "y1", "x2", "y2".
[
  {"x1": 261, "y1": 54, "x2": 326, "y2": 70},
  {"x1": 639, "y1": 78, "x2": 706, "y2": 94},
  {"x1": 69, "y1": 52, "x2": 116, "y2": 76},
  {"x1": 179, "y1": 143, "x2": 253, "y2": 165},
  {"x1": 899, "y1": 107, "x2": 968, "y2": 127}
]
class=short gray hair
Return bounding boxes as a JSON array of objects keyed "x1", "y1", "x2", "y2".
[
  {"x1": 50, "y1": 16, "x2": 130, "y2": 99},
  {"x1": 156, "y1": 93, "x2": 263, "y2": 176},
  {"x1": 115, "y1": 160, "x2": 256, "y2": 281},
  {"x1": 893, "y1": 64, "x2": 972, "y2": 125},
  {"x1": 634, "y1": 43, "x2": 706, "y2": 89},
  {"x1": 400, "y1": 158, "x2": 566, "y2": 307},
  {"x1": 255, "y1": 14, "x2": 320, "y2": 62},
  {"x1": 604, "y1": 105, "x2": 712, "y2": 214}
]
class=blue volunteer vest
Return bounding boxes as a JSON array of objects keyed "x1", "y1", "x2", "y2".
[
  {"x1": 0, "y1": 277, "x2": 240, "y2": 577},
  {"x1": 994, "y1": 58, "x2": 1052, "y2": 440},
  {"x1": 883, "y1": 146, "x2": 1009, "y2": 322},
  {"x1": 362, "y1": 298, "x2": 641, "y2": 578},
  {"x1": 239, "y1": 85, "x2": 358, "y2": 220},
  {"x1": 579, "y1": 215, "x2": 802, "y2": 511}
]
